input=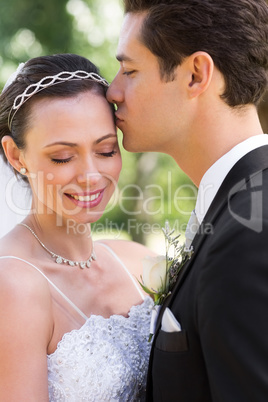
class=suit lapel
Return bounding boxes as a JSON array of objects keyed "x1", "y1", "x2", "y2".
[
  {"x1": 146, "y1": 145, "x2": 268, "y2": 397},
  {"x1": 154, "y1": 145, "x2": 268, "y2": 335}
]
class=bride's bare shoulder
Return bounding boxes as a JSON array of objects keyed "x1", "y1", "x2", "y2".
[
  {"x1": 0, "y1": 252, "x2": 53, "y2": 343},
  {"x1": 0, "y1": 253, "x2": 51, "y2": 303},
  {"x1": 0, "y1": 228, "x2": 52, "y2": 311}
]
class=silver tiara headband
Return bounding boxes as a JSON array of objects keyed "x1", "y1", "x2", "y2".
[{"x1": 7, "y1": 70, "x2": 109, "y2": 131}]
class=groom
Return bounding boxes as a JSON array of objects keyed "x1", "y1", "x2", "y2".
[{"x1": 107, "y1": 0, "x2": 268, "y2": 401}]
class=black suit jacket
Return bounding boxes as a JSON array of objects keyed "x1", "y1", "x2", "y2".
[{"x1": 146, "y1": 145, "x2": 268, "y2": 402}]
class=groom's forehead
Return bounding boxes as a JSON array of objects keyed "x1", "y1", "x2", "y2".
[
  {"x1": 117, "y1": 13, "x2": 146, "y2": 51},
  {"x1": 116, "y1": 15, "x2": 157, "y2": 68}
]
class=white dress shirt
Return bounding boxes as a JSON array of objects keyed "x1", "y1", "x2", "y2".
[{"x1": 195, "y1": 134, "x2": 268, "y2": 225}]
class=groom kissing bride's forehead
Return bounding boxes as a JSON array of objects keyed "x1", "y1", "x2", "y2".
[{"x1": 108, "y1": 0, "x2": 268, "y2": 401}]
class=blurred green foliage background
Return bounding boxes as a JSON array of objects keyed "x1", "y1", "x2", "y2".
[{"x1": 1, "y1": 0, "x2": 267, "y2": 251}]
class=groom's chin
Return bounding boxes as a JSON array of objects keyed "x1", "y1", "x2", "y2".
[
  {"x1": 122, "y1": 136, "x2": 154, "y2": 153},
  {"x1": 121, "y1": 137, "x2": 140, "y2": 153}
]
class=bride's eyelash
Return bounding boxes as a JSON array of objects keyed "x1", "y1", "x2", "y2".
[
  {"x1": 51, "y1": 150, "x2": 117, "y2": 164},
  {"x1": 99, "y1": 150, "x2": 117, "y2": 157},
  {"x1": 51, "y1": 157, "x2": 73, "y2": 165}
]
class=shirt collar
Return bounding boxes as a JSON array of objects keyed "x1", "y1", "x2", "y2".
[{"x1": 195, "y1": 134, "x2": 268, "y2": 224}]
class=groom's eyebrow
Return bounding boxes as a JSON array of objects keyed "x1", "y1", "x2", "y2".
[
  {"x1": 116, "y1": 54, "x2": 134, "y2": 63},
  {"x1": 95, "y1": 134, "x2": 117, "y2": 144}
]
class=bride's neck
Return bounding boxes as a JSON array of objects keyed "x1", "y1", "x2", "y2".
[{"x1": 24, "y1": 215, "x2": 93, "y2": 261}]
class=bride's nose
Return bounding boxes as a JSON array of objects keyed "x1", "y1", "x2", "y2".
[{"x1": 76, "y1": 159, "x2": 102, "y2": 186}]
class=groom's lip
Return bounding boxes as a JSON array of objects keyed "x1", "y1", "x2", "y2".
[{"x1": 115, "y1": 113, "x2": 124, "y2": 124}]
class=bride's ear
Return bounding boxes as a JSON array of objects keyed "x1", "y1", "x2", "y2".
[
  {"x1": 187, "y1": 51, "x2": 214, "y2": 98},
  {"x1": 1, "y1": 136, "x2": 25, "y2": 173}
]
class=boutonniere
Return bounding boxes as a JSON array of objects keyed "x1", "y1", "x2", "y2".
[{"x1": 138, "y1": 221, "x2": 193, "y2": 340}]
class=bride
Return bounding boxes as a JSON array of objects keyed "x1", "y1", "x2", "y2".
[{"x1": 0, "y1": 54, "x2": 154, "y2": 401}]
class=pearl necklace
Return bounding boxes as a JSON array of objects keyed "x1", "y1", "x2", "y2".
[{"x1": 19, "y1": 223, "x2": 96, "y2": 269}]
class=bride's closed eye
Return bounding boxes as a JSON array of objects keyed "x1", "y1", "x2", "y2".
[
  {"x1": 98, "y1": 150, "x2": 117, "y2": 158},
  {"x1": 51, "y1": 157, "x2": 73, "y2": 165}
]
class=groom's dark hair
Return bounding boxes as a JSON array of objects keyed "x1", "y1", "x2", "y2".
[{"x1": 123, "y1": 0, "x2": 268, "y2": 107}]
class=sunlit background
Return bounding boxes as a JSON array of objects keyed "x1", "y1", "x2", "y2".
[
  {"x1": 0, "y1": 0, "x2": 123, "y2": 83},
  {"x1": 0, "y1": 0, "x2": 267, "y2": 252}
]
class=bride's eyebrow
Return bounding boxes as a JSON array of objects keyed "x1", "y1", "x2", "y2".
[
  {"x1": 43, "y1": 134, "x2": 117, "y2": 149},
  {"x1": 43, "y1": 142, "x2": 77, "y2": 148}
]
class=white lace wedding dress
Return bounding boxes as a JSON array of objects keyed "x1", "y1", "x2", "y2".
[
  {"x1": 47, "y1": 295, "x2": 153, "y2": 401},
  {"x1": 0, "y1": 244, "x2": 153, "y2": 401}
]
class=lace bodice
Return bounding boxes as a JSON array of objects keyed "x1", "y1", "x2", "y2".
[{"x1": 47, "y1": 296, "x2": 153, "y2": 401}]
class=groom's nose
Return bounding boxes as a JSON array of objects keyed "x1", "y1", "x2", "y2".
[{"x1": 106, "y1": 74, "x2": 124, "y2": 105}]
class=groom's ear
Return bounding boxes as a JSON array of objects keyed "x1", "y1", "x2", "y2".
[
  {"x1": 1, "y1": 135, "x2": 25, "y2": 173},
  {"x1": 186, "y1": 51, "x2": 214, "y2": 99}
]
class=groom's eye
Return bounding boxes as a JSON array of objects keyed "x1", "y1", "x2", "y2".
[{"x1": 123, "y1": 70, "x2": 136, "y2": 76}]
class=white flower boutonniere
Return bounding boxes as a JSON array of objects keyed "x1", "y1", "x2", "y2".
[{"x1": 139, "y1": 221, "x2": 193, "y2": 340}]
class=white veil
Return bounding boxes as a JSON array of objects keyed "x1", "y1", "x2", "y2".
[
  {"x1": 0, "y1": 62, "x2": 32, "y2": 239},
  {"x1": 0, "y1": 158, "x2": 31, "y2": 238}
]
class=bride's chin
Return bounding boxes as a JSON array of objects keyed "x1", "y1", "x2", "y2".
[{"x1": 63, "y1": 211, "x2": 105, "y2": 226}]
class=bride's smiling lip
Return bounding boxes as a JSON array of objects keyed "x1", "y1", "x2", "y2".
[{"x1": 64, "y1": 188, "x2": 105, "y2": 208}]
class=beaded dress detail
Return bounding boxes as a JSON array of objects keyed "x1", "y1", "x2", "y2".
[{"x1": 47, "y1": 296, "x2": 153, "y2": 401}]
